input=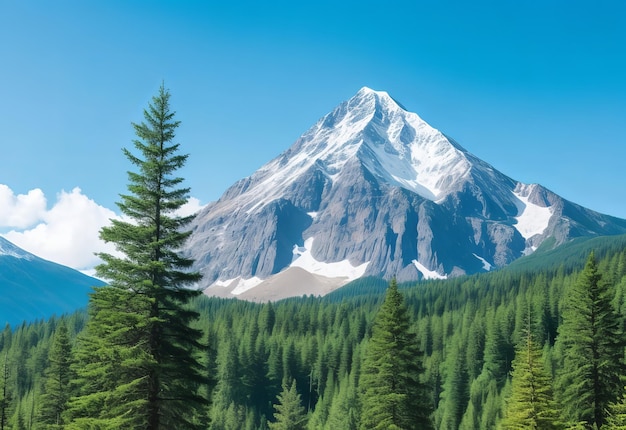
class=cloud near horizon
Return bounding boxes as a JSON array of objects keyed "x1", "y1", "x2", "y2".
[
  {"x1": 0, "y1": 184, "x2": 48, "y2": 228},
  {"x1": 0, "y1": 185, "x2": 205, "y2": 272}
]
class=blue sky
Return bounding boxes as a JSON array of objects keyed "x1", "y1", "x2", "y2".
[{"x1": 1, "y1": 1, "x2": 625, "y2": 270}]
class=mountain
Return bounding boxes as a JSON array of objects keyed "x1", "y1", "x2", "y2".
[
  {"x1": 186, "y1": 87, "x2": 626, "y2": 300},
  {"x1": 0, "y1": 236, "x2": 104, "y2": 326}
]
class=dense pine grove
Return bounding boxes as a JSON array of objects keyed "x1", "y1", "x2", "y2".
[
  {"x1": 1, "y1": 245, "x2": 626, "y2": 428},
  {"x1": 3, "y1": 87, "x2": 626, "y2": 428}
]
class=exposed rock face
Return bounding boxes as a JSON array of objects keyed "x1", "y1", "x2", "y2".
[{"x1": 185, "y1": 87, "x2": 626, "y2": 295}]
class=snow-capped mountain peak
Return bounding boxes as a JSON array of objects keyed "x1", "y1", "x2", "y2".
[
  {"x1": 219, "y1": 87, "x2": 472, "y2": 215},
  {"x1": 350, "y1": 89, "x2": 471, "y2": 201},
  {"x1": 293, "y1": 86, "x2": 473, "y2": 201},
  {"x1": 187, "y1": 87, "x2": 626, "y2": 300}
]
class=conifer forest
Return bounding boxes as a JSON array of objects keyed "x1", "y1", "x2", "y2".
[{"x1": 2, "y1": 86, "x2": 626, "y2": 429}]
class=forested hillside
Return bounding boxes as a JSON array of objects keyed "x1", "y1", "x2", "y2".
[{"x1": 2, "y1": 240, "x2": 626, "y2": 429}]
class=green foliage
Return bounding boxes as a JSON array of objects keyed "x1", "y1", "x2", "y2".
[
  {"x1": 210, "y1": 338, "x2": 244, "y2": 427},
  {"x1": 606, "y1": 387, "x2": 626, "y2": 429},
  {"x1": 269, "y1": 380, "x2": 308, "y2": 430},
  {"x1": 38, "y1": 322, "x2": 72, "y2": 428},
  {"x1": 506, "y1": 234, "x2": 626, "y2": 275},
  {"x1": 66, "y1": 84, "x2": 208, "y2": 429},
  {"x1": 555, "y1": 252, "x2": 626, "y2": 428},
  {"x1": 3, "y1": 239, "x2": 626, "y2": 429},
  {"x1": 500, "y1": 315, "x2": 561, "y2": 429},
  {"x1": 436, "y1": 333, "x2": 469, "y2": 429},
  {"x1": 359, "y1": 278, "x2": 433, "y2": 430},
  {"x1": 65, "y1": 286, "x2": 154, "y2": 428},
  {"x1": 1, "y1": 351, "x2": 10, "y2": 430}
]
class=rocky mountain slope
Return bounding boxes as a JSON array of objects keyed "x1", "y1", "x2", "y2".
[{"x1": 186, "y1": 87, "x2": 626, "y2": 299}]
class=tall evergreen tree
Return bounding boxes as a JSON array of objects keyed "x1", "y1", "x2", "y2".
[
  {"x1": 500, "y1": 317, "x2": 560, "y2": 429},
  {"x1": 268, "y1": 380, "x2": 308, "y2": 430},
  {"x1": 481, "y1": 308, "x2": 513, "y2": 388},
  {"x1": 210, "y1": 338, "x2": 245, "y2": 428},
  {"x1": 326, "y1": 370, "x2": 360, "y2": 430},
  {"x1": 0, "y1": 352, "x2": 9, "y2": 430},
  {"x1": 437, "y1": 336, "x2": 469, "y2": 430},
  {"x1": 359, "y1": 278, "x2": 433, "y2": 430},
  {"x1": 66, "y1": 84, "x2": 208, "y2": 429},
  {"x1": 38, "y1": 322, "x2": 72, "y2": 428},
  {"x1": 556, "y1": 252, "x2": 625, "y2": 428}
]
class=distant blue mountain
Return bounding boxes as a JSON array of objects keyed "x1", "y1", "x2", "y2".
[{"x1": 0, "y1": 236, "x2": 105, "y2": 327}]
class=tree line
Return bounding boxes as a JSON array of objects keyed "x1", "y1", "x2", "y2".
[
  {"x1": 2, "y1": 86, "x2": 626, "y2": 429},
  {"x1": 3, "y1": 245, "x2": 626, "y2": 429},
  {"x1": 0, "y1": 247, "x2": 626, "y2": 429}
]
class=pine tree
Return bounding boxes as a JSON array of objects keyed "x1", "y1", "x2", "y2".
[
  {"x1": 481, "y1": 308, "x2": 513, "y2": 388},
  {"x1": 15, "y1": 411, "x2": 25, "y2": 430},
  {"x1": 268, "y1": 380, "x2": 308, "y2": 430},
  {"x1": 555, "y1": 252, "x2": 625, "y2": 428},
  {"x1": 38, "y1": 322, "x2": 72, "y2": 428},
  {"x1": 326, "y1": 369, "x2": 360, "y2": 430},
  {"x1": 605, "y1": 387, "x2": 626, "y2": 429},
  {"x1": 359, "y1": 278, "x2": 433, "y2": 430},
  {"x1": 210, "y1": 338, "x2": 244, "y2": 427},
  {"x1": 500, "y1": 318, "x2": 560, "y2": 429},
  {"x1": 0, "y1": 352, "x2": 9, "y2": 430},
  {"x1": 437, "y1": 333, "x2": 469, "y2": 430},
  {"x1": 65, "y1": 286, "x2": 154, "y2": 429},
  {"x1": 66, "y1": 84, "x2": 208, "y2": 429},
  {"x1": 479, "y1": 381, "x2": 502, "y2": 429}
]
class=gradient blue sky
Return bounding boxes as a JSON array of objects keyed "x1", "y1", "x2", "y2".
[{"x1": 1, "y1": 1, "x2": 625, "y2": 268}]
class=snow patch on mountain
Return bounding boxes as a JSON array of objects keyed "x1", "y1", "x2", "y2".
[
  {"x1": 473, "y1": 253, "x2": 493, "y2": 271},
  {"x1": 230, "y1": 277, "x2": 264, "y2": 295},
  {"x1": 513, "y1": 185, "x2": 553, "y2": 239},
  {"x1": 0, "y1": 237, "x2": 34, "y2": 260},
  {"x1": 214, "y1": 276, "x2": 264, "y2": 295},
  {"x1": 291, "y1": 237, "x2": 369, "y2": 280},
  {"x1": 358, "y1": 88, "x2": 471, "y2": 201},
  {"x1": 412, "y1": 260, "x2": 447, "y2": 280},
  {"x1": 207, "y1": 237, "x2": 370, "y2": 297}
]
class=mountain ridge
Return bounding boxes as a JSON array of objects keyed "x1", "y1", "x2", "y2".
[
  {"x1": 0, "y1": 236, "x2": 104, "y2": 326},
  {"x1": 186, "y1": 87, "x2": 626, "y2": 299}
]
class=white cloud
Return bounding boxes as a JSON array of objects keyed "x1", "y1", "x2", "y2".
[
  {"x1": 2, "y1": 187, "x2": 119, "y2": 271},
  {"x1": 175, "y1": 196, "x2": 206, "y2": 217},
  {"x1": 0, "y1": 184, "x2": 205, "y2": 273},
  {"x1": 0, "y1": 185, "x2": 47, "y2": 229}
]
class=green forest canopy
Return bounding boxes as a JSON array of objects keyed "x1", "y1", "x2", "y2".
[{"x1": 2, "y1": 234, "x2": 626, "y2": 429}]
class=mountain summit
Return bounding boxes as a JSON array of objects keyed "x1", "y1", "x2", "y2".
[{"x1": 186, "y1": 87, "x2": 626, "y2": 300}]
